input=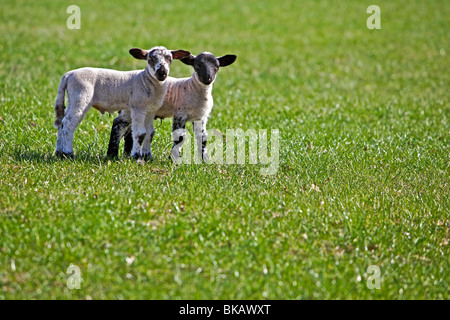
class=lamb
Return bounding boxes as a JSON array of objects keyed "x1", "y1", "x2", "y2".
[
  {"x1": 107, "y1": 52, "x2": 237, "y2": 162},
  {"x1": 53, "y1": 46, "x2": 191, "y2": 160}
]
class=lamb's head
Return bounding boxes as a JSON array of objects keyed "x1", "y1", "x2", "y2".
[
  {"x1": 129, "y1": 46, "x2": 191, "y2": 81},
  {"x1": 181, "y1": 52, "x2": 237, "y2": 85}
]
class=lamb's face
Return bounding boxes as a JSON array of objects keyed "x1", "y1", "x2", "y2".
[
  {"x1": 193, "y1": 53, "x2": 220, "y2": 85},
  {"x1": 129, "y1": 47, "x2": 191, "y2": 82},
  {"x1": 146, "y1": 47, "x2": 173, "y2": 81},
  {"x1": 181, "y1": 52, "x2": 237, "y2": 85}
]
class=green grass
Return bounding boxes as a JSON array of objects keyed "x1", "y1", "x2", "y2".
[{"x1": 0, "y1": 0, "x2": 448, "y2": 299}]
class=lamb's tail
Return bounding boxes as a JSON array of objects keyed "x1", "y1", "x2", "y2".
[{"x1": 54, "y1": 73, "x2": 70, "y2": 128}]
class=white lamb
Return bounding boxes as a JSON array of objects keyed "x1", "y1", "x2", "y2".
[{"x1": 53, "y1": 46, "x2": 190, "y2": 160}]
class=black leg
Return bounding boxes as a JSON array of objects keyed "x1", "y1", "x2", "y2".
[
  {"x1": 123, "y1": 127, "x2": 133, "y2": 156},
  {"x1": 201, "y1": 128, "x2": 208, "y2": 161},
  {"x1": 107, "y1": 114, "x2": 131, "y2": 159}
]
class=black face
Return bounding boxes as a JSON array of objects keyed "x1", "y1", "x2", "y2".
[
  {"x1": 180, "y1": 52, "x2": 237, "y2": 85},
  {"x1": 193, "y1": 53, "x2": 220, "y2": 85}
]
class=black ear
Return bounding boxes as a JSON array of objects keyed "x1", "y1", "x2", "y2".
[
  {"x1": 180, "y1": 54, "x2": 196, "y2": 66},
  {"x1": 129, "y1": 48, "x2": 148, "y2": 60},
  {"x1": 218, "y1": 55, "x2": 237, "y2": 67},
  {"x1": 171, "y1": 50, "x2": 191, "y2": 60}
]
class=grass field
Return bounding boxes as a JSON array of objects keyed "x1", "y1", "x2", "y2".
[{"x1": 0, "y1": 0, "x2": 448, "y2": 299}]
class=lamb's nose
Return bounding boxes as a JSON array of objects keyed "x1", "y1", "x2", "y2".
[{"x1": 157, "y1": 70, "x2": 167, "y2": 79}]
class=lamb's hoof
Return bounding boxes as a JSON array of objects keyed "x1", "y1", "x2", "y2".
[
  {"x1": 132, "y1": 153, "x2": 145, "y2": 165},
  {"x1": 55, "y1": 151, "x2": 74, "y2": 159},
  {"x1": 106, "y1": 151, "x2": 119, "y2": 160},
  {"x1": 143, "y1": 153, "x2": 153, "y2": 162},
  {"x1": 106, "y1": 155, "x2": 119, "y2": 161},
  {"x1": 132, "y1": 152, "x2": 140, "y2": 160},
  {"x1": 64, "y1": 152, "x2": 74, "y2": 159}
]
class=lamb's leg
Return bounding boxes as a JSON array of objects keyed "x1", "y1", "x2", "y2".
[
  {"x1": 57, "y1": 101, "x2": 89, "y2": 158},
  {"x1": 107, "y1": 110, "x2": 131, "y2": 159},
  {"x1": 130, "y1": 107, "x2": 147, "y2": 160},
  {"x1": 123, "y1": 127, "x2": 133, "y2": 156},
  {"x1": 170, "y1": 115, "x2": 187, "y2": 162},
  {"x1": 55, "y1": 126, "x2": 64, "y2": 156},
  {"x1": 141, "y1": 113, "x2": 155, "y2": 162},
  {"x1": 193, "y1": 118, "x2": 209, "y2": 162}
]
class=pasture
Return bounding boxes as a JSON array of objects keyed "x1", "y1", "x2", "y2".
[{"x1": 0, "y1": 0, "x2": 448, "y2": 299}]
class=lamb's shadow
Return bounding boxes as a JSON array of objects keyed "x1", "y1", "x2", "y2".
[{"x1": 12, "y1": 149, "x2": 123, "y2": 164}]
